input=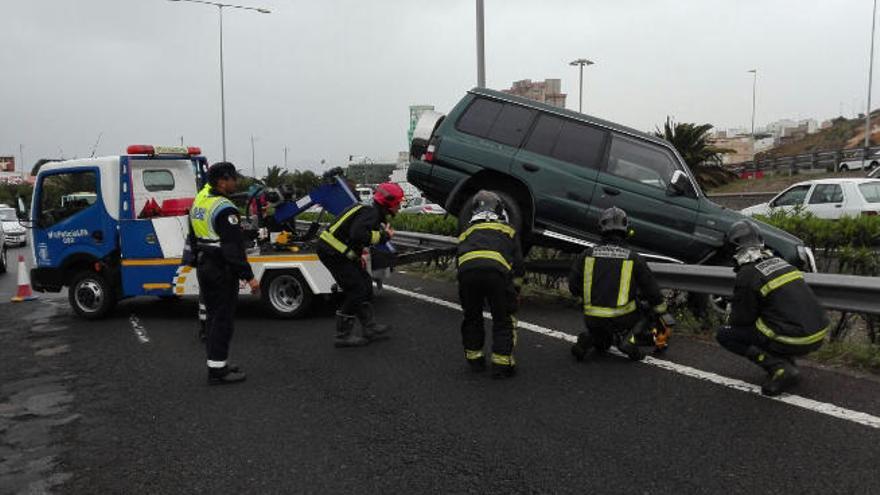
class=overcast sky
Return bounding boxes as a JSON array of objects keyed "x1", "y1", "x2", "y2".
[{"x1": 1, "y1": 0, "x2": 877, "y2": 176}]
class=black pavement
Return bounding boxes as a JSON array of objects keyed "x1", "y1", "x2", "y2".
[{"x1": 2, "y1": 272, "x2": 880, "y2": 494}]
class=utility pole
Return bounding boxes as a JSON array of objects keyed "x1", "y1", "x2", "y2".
[
  {"x1": 283, "y1": 146, "x2": 288, "y2": 169},
  {"x1": 748, "y1": 69, "x2": 758, "y2": 136},
  {"x1": 569, "y1": 59, "x2": 594, "y2": 113},
  {"x1": 18, "y1": 144, "x2": 24, "y2": 175},
  {"x1": 250, "y1": 135, "x2": 256, "y2": 178},
  {"x1": 866, "y1": 0, "x2": 878, "y2": 151},
  {"x1": 476, "y1": 0, "x2": 485, "y2": 87}
]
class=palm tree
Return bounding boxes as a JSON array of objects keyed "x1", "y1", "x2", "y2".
[
  {"x1": 655, "y1": 117, "x2": 735, "y2": 189},
  {"x1": 263, "y1": 165, "x2": 289, "y2": 188}
]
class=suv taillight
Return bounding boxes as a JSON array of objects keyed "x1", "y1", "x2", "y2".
[{"x1": 424, "y1": 144, "x2": 436, "y2": 163}]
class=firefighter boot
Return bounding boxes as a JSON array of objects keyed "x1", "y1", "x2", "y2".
[
  {"x1": 571, "y1": 331, "x2": 594, "y2": 362},
  {"x1": 465, "y1": 350, "x2": 487, "y2": 373},
  {"x1": 356, "y1": 302, "x2": 391, "y2": 342},
  {"x1": 491, "y1": 354, "x2": 516, "y2": 379},
  {"x1": 746, "y1": 346, "x2": 800, "y2": 396},
  {"x1": 335, "y1": 311, "x2": 368, "y2": 348},
  {"x1": 207, "y1": 365, "x2": 246, "y2": 385},
  {"x1": 617, "y1": 332, "x2": 645, "y2": 361}
]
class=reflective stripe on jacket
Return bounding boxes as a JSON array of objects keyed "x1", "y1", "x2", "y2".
[
  {"x1": 319, "y1": 205, "x2": 365, "y2": 259},
  {"x1": 190, "y1": 184, "x2": 236, "y2": 243},
  {"x1": 456, "y1": 221, "x2": 524, "y2": 277}
]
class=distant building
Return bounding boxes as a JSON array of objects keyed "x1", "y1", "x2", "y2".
[
  {"x1": 502, "y1": 79, "x2": 567, "y2": 108},
  {"x1": 0, "y1": 156, "x2": 14, "y2": 172},
  {"x1": 408, "y1": 105, "x2": 435, "y2": 148},
  {"x1": 344, "y1": 162, "x2": 397, "y2": 185},
  {"x1": 710, "y1": 135, "x2": 755, "y2": 164}
]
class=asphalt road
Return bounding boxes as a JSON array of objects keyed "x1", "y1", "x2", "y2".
[{"x1": 2, "y1": 269, "x2": 880, "y2": 494}]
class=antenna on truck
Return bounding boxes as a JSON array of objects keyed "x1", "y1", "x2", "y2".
[{"x1": 89, "y1": 132, "x2": 103, "y2": 158}]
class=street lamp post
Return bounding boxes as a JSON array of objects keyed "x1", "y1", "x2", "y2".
[
  {"x1": 476, "y1": 0, "x2": 485, "y2": 87},
  {"x1": 866, "y1": 0, "x2": 878, "y2": 153},
  {"x1": 167, "y1": 0, "x2": 270, "y2": 162},
  {"x1": 569, "y1": 58, "x2": 594, "y2": 113},
  {"x1": 250, "y1": 135, "x2": 256, "y2": 177},
  {"x1": 748, "y1": 69, "x2": 758, "y2": 136}
]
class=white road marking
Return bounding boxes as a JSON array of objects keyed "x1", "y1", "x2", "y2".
[
  {"x1": 385, "y1": 284, "x2": 880, "y2": 430},
  {"x1": 129, "y1": 315, "x2": 150, "y2": 344}
]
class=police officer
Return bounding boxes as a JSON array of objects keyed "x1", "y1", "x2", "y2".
[
  {"x1": 457, "y1": 191, "x2": 524, "y2": 379},
  {"x1": 716, "y1": 220, "x2": 829, "y2": 396},
  {"x1": 569, "y1": 207, "x2": 674, "y2": 362},
  {"x1": 189, "y1": 162, "x2": 259, "y2": 385},
  {"x1": 317, "y1": 182, "x2": 404, "y2": 347}
]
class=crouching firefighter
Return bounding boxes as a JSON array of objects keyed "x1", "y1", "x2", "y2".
[
  {"x1": 568, "y1": 207, "x2": 675, "y2": 362},
  {"x1": 457, "y1": 191, "x2": 524, "y2": 379},
  {"x1": 716, "y1": 220, "x2": 829, "y2": 396},
  {"x1": 317, "y1": 182, "x2": 404, "y2": 347},
  {"x1": 188, "y1": 162, "x2": 260, "y2": 385}
]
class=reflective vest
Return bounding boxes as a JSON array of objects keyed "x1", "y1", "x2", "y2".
[
  {"x1": 190, "y1": 184, "x2": 236, "y2": 245},
  {"x1": 579, "y1": 244, "x2": 667, "y2": 318},
  {"x1": 319, "y1": 204, "x2": 366, "y2": 259},
  {"x1": 456, "y1": 221, "x2": 517, "y2": 273}
]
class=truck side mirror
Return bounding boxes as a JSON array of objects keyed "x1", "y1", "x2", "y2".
[{"x1": 15, "y1": 196, "x2": 33, "y2": 228}]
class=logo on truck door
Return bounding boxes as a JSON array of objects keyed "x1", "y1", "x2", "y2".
[{"x1": 47, "y1": 228, "x2": 89, "y2": 244}]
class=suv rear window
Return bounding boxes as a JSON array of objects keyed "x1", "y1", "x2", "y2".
[
  {"x1": 858, "y1": 182, "x2": 880, "y2": 203},
  {"x1": 456, "y1": 97, "x2": 536, "y2": 147}
]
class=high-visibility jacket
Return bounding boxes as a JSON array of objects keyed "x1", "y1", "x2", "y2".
[
  {"x1": 318, "y1": 204, "x2": 390, "y2": 260},
  {"x1": 731, "y1": 256, "x2": 829, "y2": 347},
  {"x1": 456, "y1": 221, "x2": 524, "y2": 278},
  {"x1": 188, "y1": 184, "x2": 253, "y2": 280},
  {"x1": 568, "y1": 240, "x2": 665, "y2": 318}
]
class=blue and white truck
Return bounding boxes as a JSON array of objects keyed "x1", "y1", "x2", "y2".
[{"x1": 26, "y1": 144, "x2": 386, "y2": 319}]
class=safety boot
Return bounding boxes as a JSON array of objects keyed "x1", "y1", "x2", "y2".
[
  {"x1": 617, "y1": 333, "x2": 645, "y2": 361},
  {"x1": 207, "y1": 366, "x2": 246, "y2": 385},
  {"x1": 465, "y1": 350, "x2": 486, "y2": 373},
  {"x1": 571, "y1": 332, "x2": 594, "y2": 362},
  {"x1": 356, "y1": 302, "x2": 391, "y2": 342},
  {"x1": 746, "y1": 346, "x2": 800, "y2": 396},
  {"x1": 491, "y1": 354, "x2": 516, "y2": 379},
  {"x1": 335, "y1": 311, "x2": 368, "y2": 348}
]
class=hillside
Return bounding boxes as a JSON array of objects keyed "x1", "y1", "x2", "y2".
[{"x1": 758, "y1": 111, "x2": 880, "y2": 159}]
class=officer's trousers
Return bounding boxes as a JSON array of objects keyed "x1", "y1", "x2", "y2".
[
  {"x1": 458, "y1": 269, "x2": 517, "y2": 360},
  {"x1": 716, "y1": 325, "x2": 820, "y2": 357},
  {"x1": 583, "y1": 311, "x2": 649, "y2": 349},
  {"x1": 318, "y1": 248, "x2": 373, "y2": 315},
  {"x1": 197, "y1": 253, "x2": 240, "y2": 363}
]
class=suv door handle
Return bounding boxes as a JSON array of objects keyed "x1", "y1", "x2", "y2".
[
  {"x1": 603, "y1": 187, "x2": 621, "y2": 196},
  {"x1": 522, "y1": 163, "x2": 540, "y2": 172}
]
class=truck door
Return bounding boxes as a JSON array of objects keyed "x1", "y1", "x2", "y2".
[
  {"x1": 32, "y1": 167, "x2": 114, "y2": 269},
  {"x1": 512, "y1": 114, "x2": 606, "y2": 237}
]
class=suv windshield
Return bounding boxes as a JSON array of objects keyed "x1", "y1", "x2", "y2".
[{"x1": 0, "y1": 209, "x2": 15, "y2": 221}]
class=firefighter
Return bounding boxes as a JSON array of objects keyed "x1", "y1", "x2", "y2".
[
  {"x1": 189, "y1": 162, "x2": 259, "y2": 385},
  {"x1": 317, "y1": 182, "x2": 404, "y2": 347},
  {"x1": 457, "y1": 191, "x2": 524, "y2": 379},
  {"x1": 716, "y1": 220, "x2": 829, "y2": 396},
  {"x1": 568, "y1": 207, "x2": 674, "y2": 362}
]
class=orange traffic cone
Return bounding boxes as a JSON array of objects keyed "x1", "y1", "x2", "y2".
[{"x1": 11, "y1": 255, "x2": 38, "y2": 302}]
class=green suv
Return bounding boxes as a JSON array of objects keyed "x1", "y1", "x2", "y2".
[{"x1": 408, "y1": 88, "x2": 815, "y2": 270}]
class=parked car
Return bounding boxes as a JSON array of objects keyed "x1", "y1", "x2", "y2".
[
  {"x1": 838, "y1": 153, "x2": 880, "y2": 172},
  {"x1": 740, "y1": 178, "x2": 880, "y2": 219},
  {"x1": 400, "y1": 196, "x2": 446, "y2": 215},
  {"x1": 0, "y1": 206, "x2": 27, "y2": 246},
  {"x1": 356, "y1": 186, "x2": 372, "y2": 204},
  {"x1": 408, "y1": 87, "x2": 815, "y2": 270}
]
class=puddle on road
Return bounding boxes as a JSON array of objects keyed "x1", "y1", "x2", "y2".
[{"x1": 0, "y1": 300, "x2": 76, "y2": 494}]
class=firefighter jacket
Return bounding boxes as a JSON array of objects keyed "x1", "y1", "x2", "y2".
[
  {"x1": 731, "y1": 256, "x2": 830, "y2": 347},
  {"x1": 456, "y1": 220, "x2": 525, "y2": 279},
  {"x1": 318, "y1": 204, "x2": 390, "y2": 261},
  {"x1": 568, "y1": 240, "x2": 665, "y2": 318},
  {"x1": 188, "y1": 184, "x2": 254, "y2": 281}
]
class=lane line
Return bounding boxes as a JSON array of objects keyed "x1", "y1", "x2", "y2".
[
  {"x1": 129, "y1": 315, "x2": 150, "y2": 344},
  {"x1": 385, "y1": 284, "x2": 880, "y2": 430}
]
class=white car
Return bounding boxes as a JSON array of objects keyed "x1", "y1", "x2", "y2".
[
  {"x1": 740, "y1": 178, "x2": 880, "y2": 219},
  {"x1": 0, "y1": 206, "x2": 26, "y2": 246},
  {"x1": 838, "y1": 153, "x2": 880, "y2": 172},
  {"x1": 400, "y1": 196, "x2": 446, "y2": 215}
]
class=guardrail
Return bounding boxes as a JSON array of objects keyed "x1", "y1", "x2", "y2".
[
  {"x1": 391, "y1": 231, "x2": 880, "y2": 315},
  {"x1": 733, "y1": 145, "x2": 880, "y2": 174}
]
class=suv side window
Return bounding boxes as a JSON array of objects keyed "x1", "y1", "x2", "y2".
[
  {"x1": 771, "y1": 185, "x2": 811, "y2": 207},
  {"x1": 808, "y1": 183, "x2": 844, "y2": 204},
  {"x1": 607, "y1": 136, "x2": 677, "y2": 188},
  {"x1": 524, "y1": 115, "x2": 607, "y2": 169},
  {"x1": 456, "y1": 97, "x2": 536, "y2": 147}
]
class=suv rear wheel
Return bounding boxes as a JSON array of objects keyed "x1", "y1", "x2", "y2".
[{"x1": 457, "y1": 190, "x2": 523, "y2": 237}]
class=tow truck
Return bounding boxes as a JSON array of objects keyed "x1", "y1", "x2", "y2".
[{"x1": 25, "y1": 144, "x2": 390, "y2": 319}]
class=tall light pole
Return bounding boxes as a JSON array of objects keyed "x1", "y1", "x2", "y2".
[
  {"x1": 569, "y1": 58, "x2": 594, "y2": 113},
  {"x1": 748, "y1": 69, "x2": 758, "y2": 136},
  {"x1": 250, "y1": 135, "x2": 257, "y2": 178},
  {"x1": 167, "y1": 0, "x2": 270, "y2": 161},
  {"x1": 866, "y1": 0, "x2": 878, "y2": 151},
  {"x1": 18, "y1": 144, "x2": 24, "y2": 175},
  {"x1": 476, "y1": 0, "x2": 486, "y2": 87},
  {"x1": 283, "y1": 146, "x2": 289, "y2": 170}
]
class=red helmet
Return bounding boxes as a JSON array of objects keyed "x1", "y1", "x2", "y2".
[{"x1": 373, "y1": 182, "x2": 405, "y2": 211}]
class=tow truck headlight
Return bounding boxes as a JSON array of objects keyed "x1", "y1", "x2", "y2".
[{"x1": 797, "y1": 245, "x2": 817, "y2": 273}]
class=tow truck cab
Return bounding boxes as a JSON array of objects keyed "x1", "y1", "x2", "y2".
[{"x1": 29, "y1": 145, "x2": 208, "y2": 316}]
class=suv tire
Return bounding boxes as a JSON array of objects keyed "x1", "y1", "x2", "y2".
[
  {"x1": 457, "y1": 190, "x2": 523, "y2": 238},
  {"x1": 69, "y1": 270, "x2": 116, "y2": 319}
]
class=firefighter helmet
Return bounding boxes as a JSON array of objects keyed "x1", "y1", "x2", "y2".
[
  {"x1": 598, "y1": 207, "x2": 628, "y2": 235},
  {"x1": 372, "y1": 182, "x2": 405, "y2": 213}
]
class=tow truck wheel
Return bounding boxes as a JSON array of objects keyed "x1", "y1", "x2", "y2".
[
  {"x1": 262, "y1": 270, "x2": 313, "y2": 319},
  {"x1": 69, "y1": 270, "x2": 116, "y2": 319}
]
